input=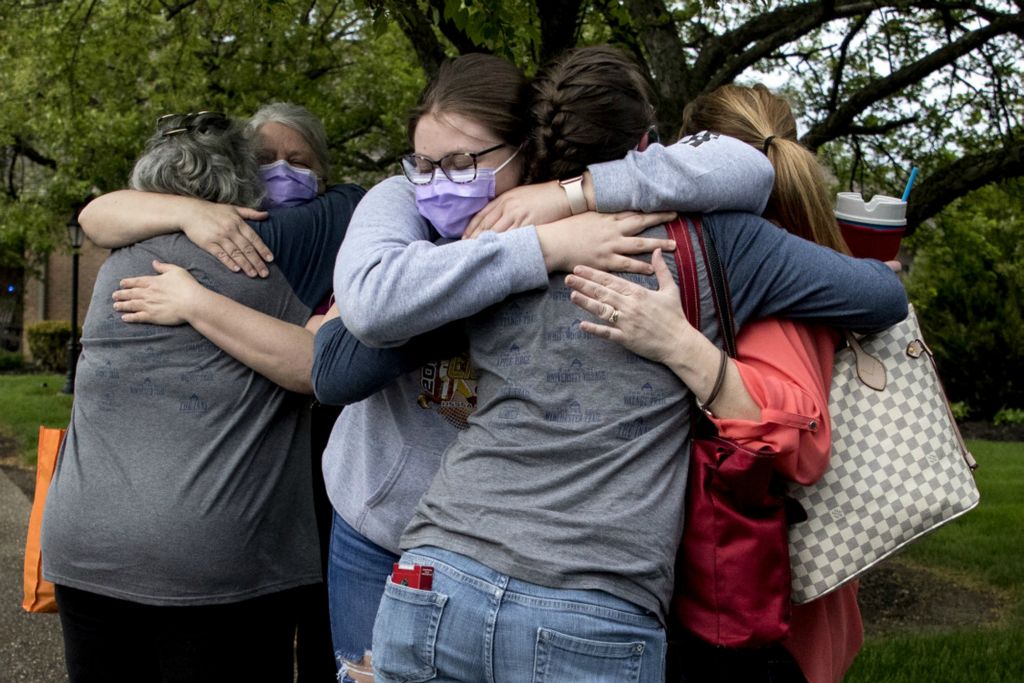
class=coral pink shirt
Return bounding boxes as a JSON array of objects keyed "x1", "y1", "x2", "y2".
[{"x1": 708, "y1": 317, "x2": 864, "y2": 683}]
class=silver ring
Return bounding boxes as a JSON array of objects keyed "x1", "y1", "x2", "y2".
[{"x1": 609, "y1": 308, "x2": 621, "y2": 324}]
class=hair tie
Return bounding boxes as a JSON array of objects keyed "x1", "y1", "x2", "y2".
[{"x1": 762, "y1": 135, "x2": 776, "y2": 153}]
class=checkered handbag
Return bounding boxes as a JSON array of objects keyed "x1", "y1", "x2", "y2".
[{"x1": 787, "y1": 304, "x2": 980, "y2": 604}]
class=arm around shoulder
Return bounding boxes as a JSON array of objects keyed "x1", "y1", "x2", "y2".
[
  {"x1": 335, "y1": 177, "x2": 548, "y2": 347},
  {"x1": 587, "y1": 134, "x2": 775, "y2": 215},
  {"x1": 79, "y1": 190, "x2": 193, "y2": 247}
]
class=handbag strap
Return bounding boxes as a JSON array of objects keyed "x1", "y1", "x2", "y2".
[{"x1": 665, "y1": 216, "x2": 737, "y2": 358}]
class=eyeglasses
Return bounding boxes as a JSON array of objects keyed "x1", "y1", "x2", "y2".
[
  {"x1": 400, "y1": 143, "x2": 506, "y2": 185},
  {"x1": 156, "y1": 111, "x2": 230, "y2": 137}
]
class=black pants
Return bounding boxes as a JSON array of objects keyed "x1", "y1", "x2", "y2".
[
  {"x1": 294, "y1": 401, "x2": 344, "y2": 682},
  {"x1": 670, "y1": 631, "x2": 807, "y2": 683},
  {"x1": 55, "y1": 584, "x2": 300, "y2": 683}
]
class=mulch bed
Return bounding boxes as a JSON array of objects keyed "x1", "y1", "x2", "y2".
[
  {"x1": 858, "y1": 560, "x2": 1006, "y2": 635},
  {"x1": 958, "y1": 421, "x2": 1024, "y2": 442}
]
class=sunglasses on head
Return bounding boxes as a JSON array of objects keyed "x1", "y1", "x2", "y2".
[{"x1": 156, "y1": 111, "x2": 230, "y2": 137}]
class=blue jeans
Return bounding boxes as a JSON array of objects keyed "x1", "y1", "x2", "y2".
[
  {"x1": 372, "y1": 546, "x2": 666, "y2": 683},
  {"x1": 327, "y1": 512, "x2": 400, "y2": 681}
]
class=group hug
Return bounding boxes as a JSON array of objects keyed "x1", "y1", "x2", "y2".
[{"x1": 39, "y1": 44, "x2": 907, "y2": 683}]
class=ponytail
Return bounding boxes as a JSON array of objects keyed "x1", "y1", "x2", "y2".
[{"x1": 681, "y1": 84, "x2": 850, "y2": 255}]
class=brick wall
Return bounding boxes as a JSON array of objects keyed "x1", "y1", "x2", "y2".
[{"x1": 22, "y1": 238, "x2": 109, "y2": 359}]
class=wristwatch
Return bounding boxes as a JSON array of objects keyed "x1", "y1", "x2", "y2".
[{"x1": 558, "y1": 175, "x2": 588, "y2": 215}]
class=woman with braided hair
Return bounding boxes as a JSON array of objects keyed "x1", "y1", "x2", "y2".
[{"x1": 340, "y1": 46, "x2": 905, "y2": 682}]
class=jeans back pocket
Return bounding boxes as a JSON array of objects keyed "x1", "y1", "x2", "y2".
[
  {"x1": 533, "y1": 627, "x2": 645, "y2": 683},
  {"x1": 372, "y1": 581, "x2": 448, "y2": 683}
]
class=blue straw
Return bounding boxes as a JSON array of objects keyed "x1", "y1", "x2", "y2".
[{"x1": 901, "y1": 167, "x2": 919, "y2": 202}]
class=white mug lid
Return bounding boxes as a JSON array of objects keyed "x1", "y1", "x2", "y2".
[{"x1": 834, "y1": 192, "x2": 907, "y2": 226}]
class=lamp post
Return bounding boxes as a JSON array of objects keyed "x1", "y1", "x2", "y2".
[{"x1": 61, "y1": 211, "x2": 84, "y2": 395}]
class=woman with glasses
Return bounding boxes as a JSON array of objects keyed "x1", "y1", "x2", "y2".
[
  {"x1": 42, "y1": 113, "x2": 350, "y2": 682},
  {"x1": 314, "y1": 50, "x2": 806, "y2": 682}
]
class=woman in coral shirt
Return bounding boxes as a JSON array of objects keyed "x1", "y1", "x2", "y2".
[{"x1": 566, "y1": 83, "x2": 870, "y2": 683}]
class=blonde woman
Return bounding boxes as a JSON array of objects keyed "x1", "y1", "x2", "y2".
[{"x1": 567, "y1": 84, "x2": 868, "y2": 683}]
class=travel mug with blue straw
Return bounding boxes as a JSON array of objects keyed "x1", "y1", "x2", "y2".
[{"x1": 834, "y1": 168, "x2": 917, "y2": 261}]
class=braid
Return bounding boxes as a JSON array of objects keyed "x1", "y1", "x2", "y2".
[{"x1": 528, "y1": 46, "x2": 656, "y2": 183}]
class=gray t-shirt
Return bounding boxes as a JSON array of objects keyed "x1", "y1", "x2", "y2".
[
  {"x1": 401, "y1": 227, "x2": 716, "y2": 622},
  {"x1": 42, "y1": 233, "x2": 319, "y2": 605}
]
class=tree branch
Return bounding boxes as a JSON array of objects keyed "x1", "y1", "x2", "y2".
[
  {"x1": 803, "y1": 11, "x2": 1024, "y2": 149},
  {"x1": 827, "y1": 14, "x2": 870, "y2": 113},
  {"x1": 159, "y1": 0, "x2": 199, "y2": 21},
  {"x1": 831, "y1": 115, "x2": 919, "y2": 138},
  {"x1": 6, "y1": 150, "x2": 18, "y2": 199},
  {"x1": 618, "y1": 0, "x2": 692, "y2": 133},
  {"x1": 537, "y1": 0, "x2": 584, "y2": 62},
  {"x1": 12, "y1": 136, "x2": 57, "y2": 169},
  {"x1": 384, "y1": 0, "x2": 449, "y2": 77},
  {"x1": 693, "y1": 1, "x2": 882, "y2": 93},
  {"x1": 426, "y1": 0, "x2": 488, "y2": 55},
  {"x1": 907, "y1": 138, "x2": 1024, "y2": 230}
]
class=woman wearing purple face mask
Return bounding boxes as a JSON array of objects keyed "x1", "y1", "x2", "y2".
[
  {"x1": 250, "y1": 103, "x2": 330, "y2": 209},
  {"x1": 315, "y1": 53, "x2": 683, "y2": 683},
  {"x1": 405, "y1": 142, "x2": 522, "y2": 238},
  {"x1": 78, "y1": 102, "x2": 421, "y2": 683}
]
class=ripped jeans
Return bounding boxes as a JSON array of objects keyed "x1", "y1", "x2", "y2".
[
  {"x1": 371, "y1": 546, "x2": 667, "y2": 683},
  {"x1": 327, "y1": 512, "x2": 400, "y2": 683}
]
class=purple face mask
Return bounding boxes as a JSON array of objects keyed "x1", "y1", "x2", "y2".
[
  {"x1": 260, "y1": 160, "x2": 319, "y2": 208},
  {"x1": 414, "y1": 147, "x2": 520, "y2": 238}
]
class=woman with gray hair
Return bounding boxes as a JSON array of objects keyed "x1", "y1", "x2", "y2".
[
  {"x1": 250, "y1": 101, "x2": 332, "y2": 205},
  {"x1": 40, "y1": 112, "x2": 357, "y2": 682},
  {"x1": 82, "y1": 102, "x2": 336, "y2": 278},
  {"x1": 79, "y1": 103, "x2": 380, "y2": 681}
]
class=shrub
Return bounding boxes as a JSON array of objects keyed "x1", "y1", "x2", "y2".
[
  {"x1": 0, "y1": 348, "x2": 24, "y2": 371},
  {"x1": 904, "y1": 181, "x2": 1024, "y2": 420},
  {"x1": 26, "y1": 320, "x2": 80, "y2": 372},
  {"x1": 949, "y1": 401, "x2": 972, "y2": 421},
  {"x1": 994, "y1": 408, "x2": 1024, "y2": 427}
]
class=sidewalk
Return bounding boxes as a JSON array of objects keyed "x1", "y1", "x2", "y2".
[{"x1": 0, "y1": 468, "x2": 67, "y2": 681}]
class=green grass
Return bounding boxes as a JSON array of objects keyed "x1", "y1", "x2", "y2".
[
  {"x1": 0, "y1": 374, "x2": 73, "y2": 465},
  {"x1": 846, "y1": 440, "x2": 1024, "y2": 683},
  {"x1": 0, "y1": 376, "x2": 1021, "y2": 679}
]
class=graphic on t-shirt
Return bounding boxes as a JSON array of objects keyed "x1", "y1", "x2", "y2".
[
  {"x1": 185, "y1": 338, "x2": 217, "y2": 354},
  {"x1": 547, "y1": 285, "x2": 571, "y2": 301},
  {"x1": 180, "y1": 367, "x2": 215, "y2": 384},
  {"x1": 624, "y1": 383, "x2": 667, "y2": 407},
  {"x1": 98, "y1": 391, "x2": 116, "y2": 412},
  {"x1": 543, "y1": 319, "x2": 597, "y2": 344},
  {"x1": 417, "y1": 352, "x2": 478, "y2": 430},
  {"x1": 616, "y1": 417, "x2": 649, "y2": 439},
  {"x1": 129, "y1": 345, "x2": 161, "y2": 362},
  {"x1": 95, "y1": 360, "x2": 119, "y2": 380},
  {"x1": 129, "y1": 377, "x2": 157, "y2": 397},
  {"x1": 544, "y1": 400, "x2": 602, "y2": 424},
  {"x1": 180, "y1": 393, "x2": 209, "y2": 415},
  {"x1": 546, "y1": 358, "x2": 607, "y2": 384},
  {"x1": 496, "y1": 301, "x2": 537, "y2": 327},
  {"x1": 497, "y1": 343, "x2": 531, "y2": 367},
  {"x1": 679, "y1": 131, "x2": 721, "y2": 148}
]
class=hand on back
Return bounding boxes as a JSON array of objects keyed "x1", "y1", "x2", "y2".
[
  {"x1": 112, "y1": 260, "x2": 204, "y2": 326},
  {"x1": 181, "y1": 199, "x2": 273, "y2": 278}
]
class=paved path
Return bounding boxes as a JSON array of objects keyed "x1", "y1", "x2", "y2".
[{"x1": 0, "y1": 469, "x2": 67, "y2": 682}]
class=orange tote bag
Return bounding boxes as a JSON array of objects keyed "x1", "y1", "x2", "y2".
[{"x1": 22, "y1": 425, "x2": 66, "y2": 613}]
